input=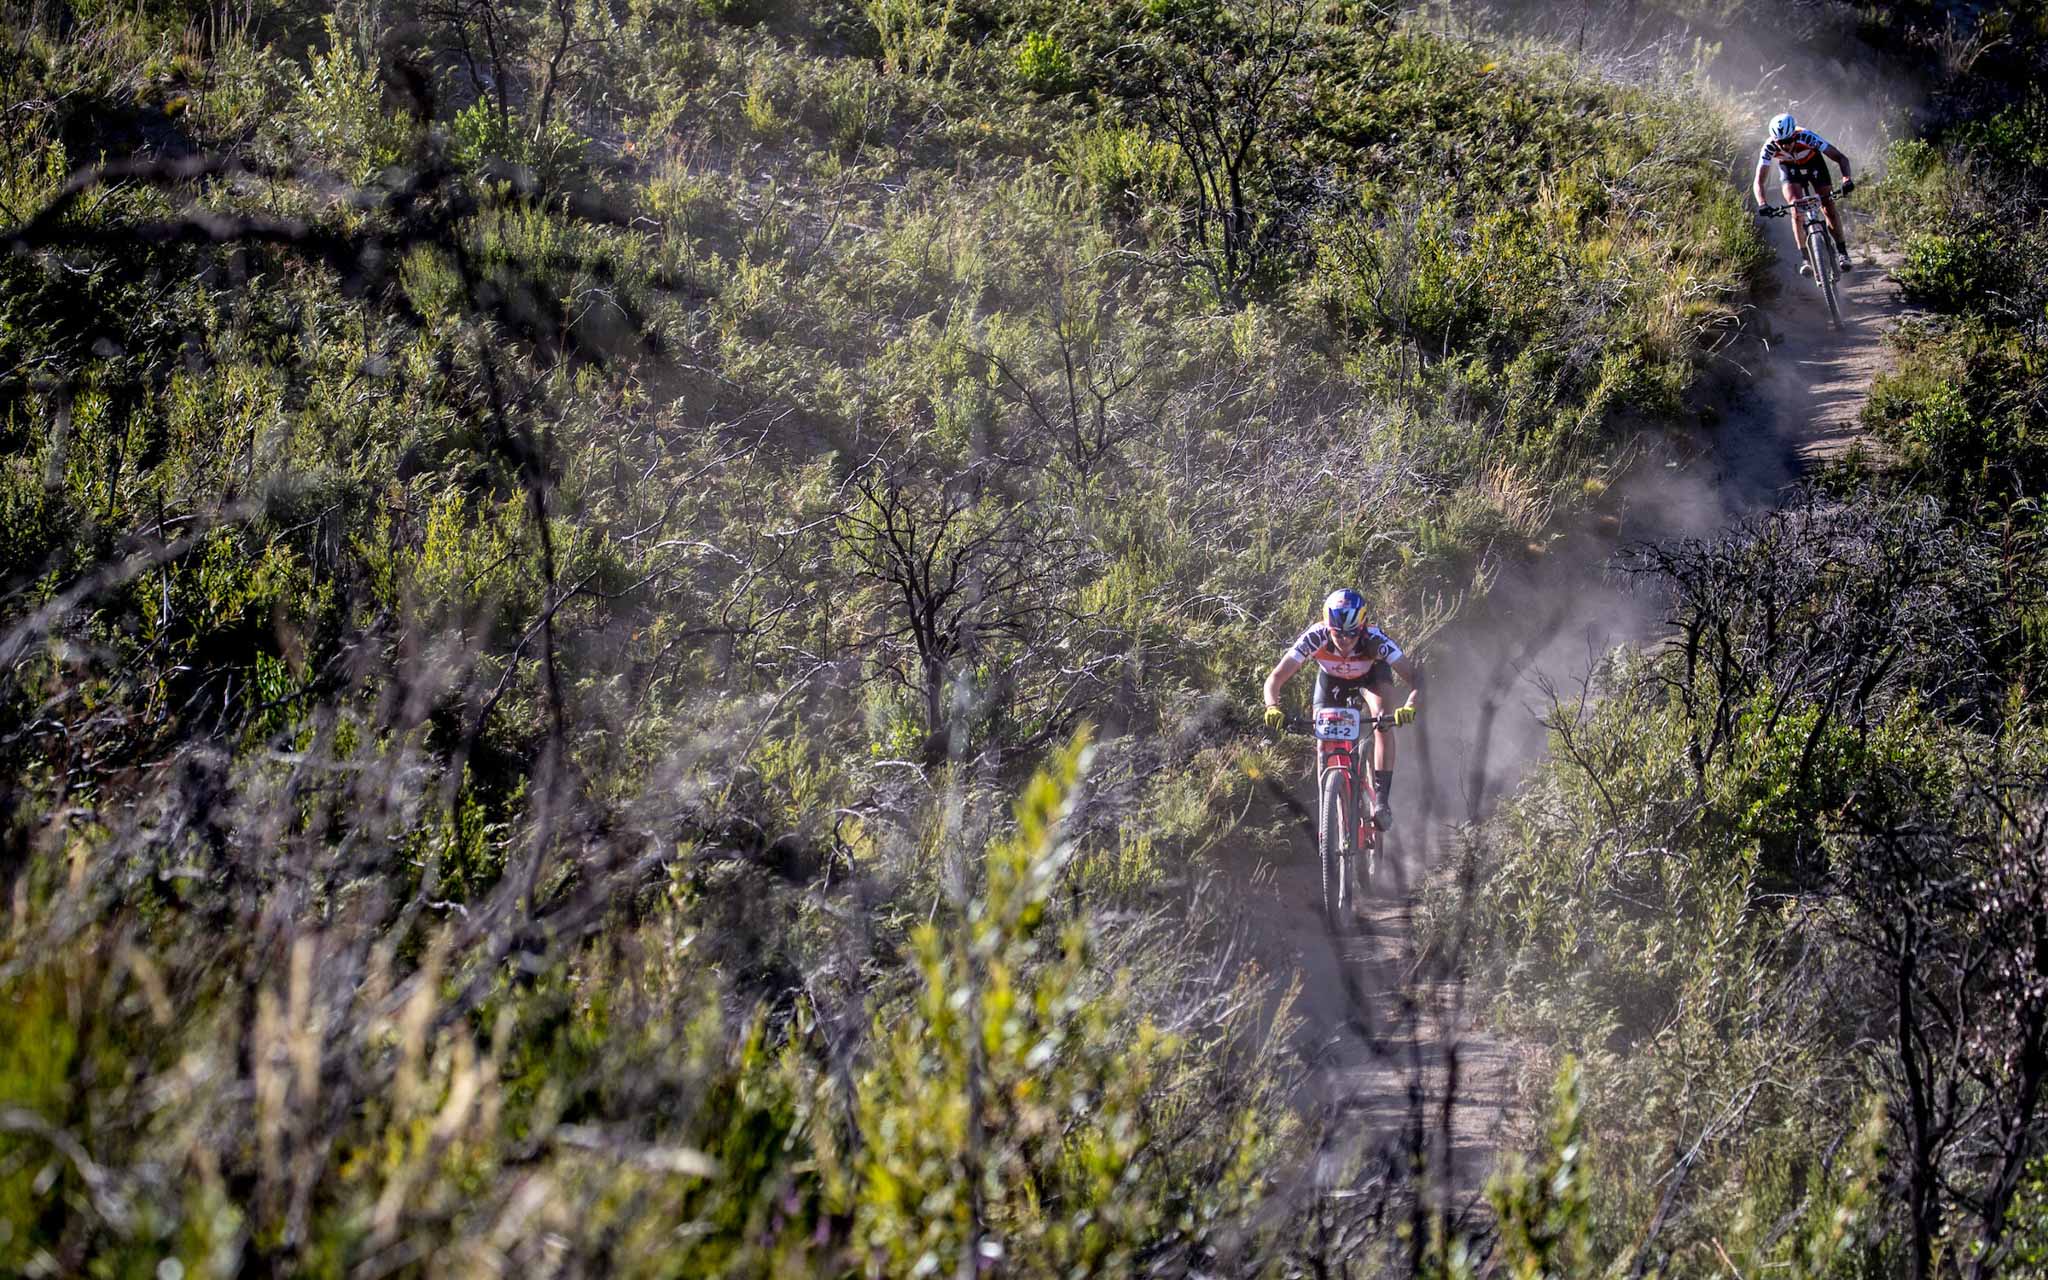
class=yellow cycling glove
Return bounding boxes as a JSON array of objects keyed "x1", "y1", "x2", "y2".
[
  {"x1": 1394, "y1": 705, "x2": 1417, "y2": 726},
  {"x1": 1263, "y1": 705, "x2": 1286, "y2": 732}
]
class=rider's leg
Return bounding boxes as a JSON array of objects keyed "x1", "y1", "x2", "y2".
[
  {"x1": 1361, "y1": 674, "x2": 1395, "y2": 826},
  {"x1": 1819, "y1": 191, "x2": 1851, "y2": 266},
  {"x1": 1782, "y1": 180, "x2": 1813, "y2": 271},
  {"x1": 1361, "y1": 686, "x2": 1395, "y2": 773}
]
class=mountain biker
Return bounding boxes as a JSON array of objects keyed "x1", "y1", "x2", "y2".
[
  {"x1": 1754, "y1": 112, "x2": 1856, "y2": 275},
  {"x1": 1261, "y1": 588, "x2": 1423, "y2": 829}
]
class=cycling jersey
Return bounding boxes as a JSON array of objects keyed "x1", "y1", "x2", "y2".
[
  {"x1": 1288, "y1": 624, "x2": 1405, "y2": 681},
  {"x1": 1759, "y1": 129, "x2": 1837, "y2": 181}
]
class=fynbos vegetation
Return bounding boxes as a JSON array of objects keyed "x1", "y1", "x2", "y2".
[{"x1": 4, "y1": 0, "x2": 2047, "y2": 1275}]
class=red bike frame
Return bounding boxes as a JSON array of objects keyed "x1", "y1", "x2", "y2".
[
  {"x1": 1292, "y1": 705, "x2": 1399, "y2": 928},
  {"x1": 1315, "y1": 712, "x2": 1378, "y2": 858}
]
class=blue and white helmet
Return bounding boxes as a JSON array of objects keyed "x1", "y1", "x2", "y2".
[
  {"x1": 1324, "y1": 587, "x2": 1366, "y2": 636},
  {"x1": 1770, "y1": 112, "x2": 1798, "y2": 140}
]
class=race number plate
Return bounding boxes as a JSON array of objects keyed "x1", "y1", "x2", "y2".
[{"x1": 1313, "y1": 707, "x2": 1361, "y2": 741}]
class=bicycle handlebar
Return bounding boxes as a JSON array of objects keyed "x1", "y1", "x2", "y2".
[
  {"x1": 1758, "y1": 189, "x2": 1850, "y2": 217},
  {"x1": 1281, "y1": 713, "x2": 1402, "y2": 733}
]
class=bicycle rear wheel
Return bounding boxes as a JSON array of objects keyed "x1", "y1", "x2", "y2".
[{"x1": 1318, "y1": 771, "x2": 1352, "y2": 933}]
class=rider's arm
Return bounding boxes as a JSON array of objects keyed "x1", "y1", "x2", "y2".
[
  {"x1": 1390, "y1": 656, "x2": 1424, "y2": 710},
  {"x1": 1823, "y1": 142, "x2": 1852, "y2": 180},
  {"x1": 1753, "y1": 163, "x2": 1773, "y2": 207},
  {"x1": 1262, "y1": 653, "x2": 1303, "y2": 708}
]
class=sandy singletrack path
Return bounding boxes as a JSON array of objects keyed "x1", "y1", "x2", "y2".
[
  {"x1": 1225, "y1": 209, "x2": 1919, "y2": 1224},
  {"x1": 1719, "y1": 237, "x2": 1914, "y2": 480}
]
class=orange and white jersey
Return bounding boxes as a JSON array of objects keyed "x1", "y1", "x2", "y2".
[
  {"x1": 1286, "y1": 624, "x2": 1405, "y2": 680},
  {"x1": 1759, "y1": 128, "x2": 1835, "y2": 176}
]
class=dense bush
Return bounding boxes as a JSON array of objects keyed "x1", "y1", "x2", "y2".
[{"x1": 1864, "y1": 125, "x2": 2048, "y2": 506}]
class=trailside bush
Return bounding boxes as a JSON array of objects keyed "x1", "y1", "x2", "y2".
[
  {"x1": 1864, "y1": 318, "x2": 2048, "y2": 501},
  {"x1": 1864, "y1": 134, "x2": 2048, "y2": 510},
  {"x1": 1895, "y1": 228, "x2": 2004, "y2": 311}
]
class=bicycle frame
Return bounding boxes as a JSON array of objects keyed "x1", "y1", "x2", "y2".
[
  {"x1": 1312, "y1": 706, "x2": 1376, "y2": 856},
  {"x1": 1290, "y1": 704, "x2": 1400, "y2": 930},
  {"x1": 1763, "y1": 192, "x2": 1847, "y2": 327},
  {"x1": 1788, "y1": 194, "x2": 1833, "y2": 255}
]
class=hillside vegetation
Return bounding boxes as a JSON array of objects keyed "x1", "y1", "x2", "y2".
[{"x1": 0, "y1": 0, "x2": 1785, "y2": 1273}]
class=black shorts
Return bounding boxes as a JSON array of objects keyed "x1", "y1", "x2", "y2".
[
  {"x1": 1779, "y1": 158, "x2": 1832, "y2": 191},
  {"x1": 1314, "y1": 664, "x2": 1394, "y2": 710}
]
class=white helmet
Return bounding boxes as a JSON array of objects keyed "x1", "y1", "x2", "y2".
[{"x1": 1770, "y1": 112, "x2": 1798, "y2": 140}]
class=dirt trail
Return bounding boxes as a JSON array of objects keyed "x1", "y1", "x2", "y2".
[
  {"x1": 1227, "y1": 214, "x2": 1918, "y2": 1221},
  {"x1": 1718, "y1": 239, "x2": 1914, "y2": 482}
]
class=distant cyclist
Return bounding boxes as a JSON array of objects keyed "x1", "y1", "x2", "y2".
[
  {"x1": 1753, "y1": 112, "x2": 1856, "y2": 274},
  {"x1": 1261, "y1": 588, "x2": 1423, "y2": 828}
]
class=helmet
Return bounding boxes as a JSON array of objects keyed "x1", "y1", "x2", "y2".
[
  {"x1": 1770, "y1": 112, "x2": 1798, "y2": 141},
  {"x1": 1323, "y1": 588, "x2": 1366, "y2": 637}
]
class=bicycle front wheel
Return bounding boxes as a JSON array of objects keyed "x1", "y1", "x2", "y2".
[
  {"x1": 1360, "y1": 802, "x2": 1379, "y2": 889},
  {"x1": 1318, "y1": 771, "x2": 1352, "y2": 933},
  {"x1": 1812, "y1": 225, "x2": 1842, "y2": 326}
]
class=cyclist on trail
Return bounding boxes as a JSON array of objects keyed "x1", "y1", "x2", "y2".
[
  {"x1": 1261, "y1": 588, "x2": 1423, "y2": 829},
  {"x1": 1753, "y1": 112, "x2": 1856, "y2": 275}
]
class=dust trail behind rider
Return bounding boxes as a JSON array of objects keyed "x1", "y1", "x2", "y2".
[
  {"x1": 1261, "y1": 588, "x2": 1423, "y2": 829},
  {"x1": 1753, "y1": 111, "x2": 1856, "y2": 275}
]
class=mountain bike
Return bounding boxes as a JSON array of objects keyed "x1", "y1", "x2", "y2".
[
  {"x1": 1760, "y1": 191, "x2": 1849, "y2": 328},
  {"x1": 1285, "y1": 707, "x2": 1402, "y2": 933}
]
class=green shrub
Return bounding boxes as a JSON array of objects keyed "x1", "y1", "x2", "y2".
[
  {"x1": 814, "y1": 61, "x2": 896, "y2": 152},
  {"x1": 1487, "y1": 1057, "x2": 1594, "y2": 1280},
  {"x1": 1863, "y1": 319, "x2": 2046, "y2": 499},
  {"x1": 188, "y1": 34, "x2": 288, "y2": 141},
  {"x1": 291, "y1": 16, "x2": 412, "y2": 181},
  {"x1": 1949, "y1": 88, "x2": 2048, "y2": 175},
  {"x1": 1063, "y1": 122, "x2": 1183, "y2": 218},
  {"x1": 1867, "y1": 137, "x2": 1954, "y2": 242},
  {"x1": 1895, "y1": 228, "x2": 2003, "y2": 311},
  {"x1": 449, "y1": 97, "x2": 589, "y2": 182},
  {"x1": 1014, "y1": 29, "x2": 1075, "y2": 92},
  {"x1": 2008, "y1": 1155, "x2": 2048, "y2": 1277},
  {"x1": 449, "y1": 97, "x2": 518, "y2": 170},
  {"x1": 851, "y1": 733, "x2": 1292, "y2": 1274},
  {"x1": 865, "y1": 0, "x2": 959, "y2": 77}
]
